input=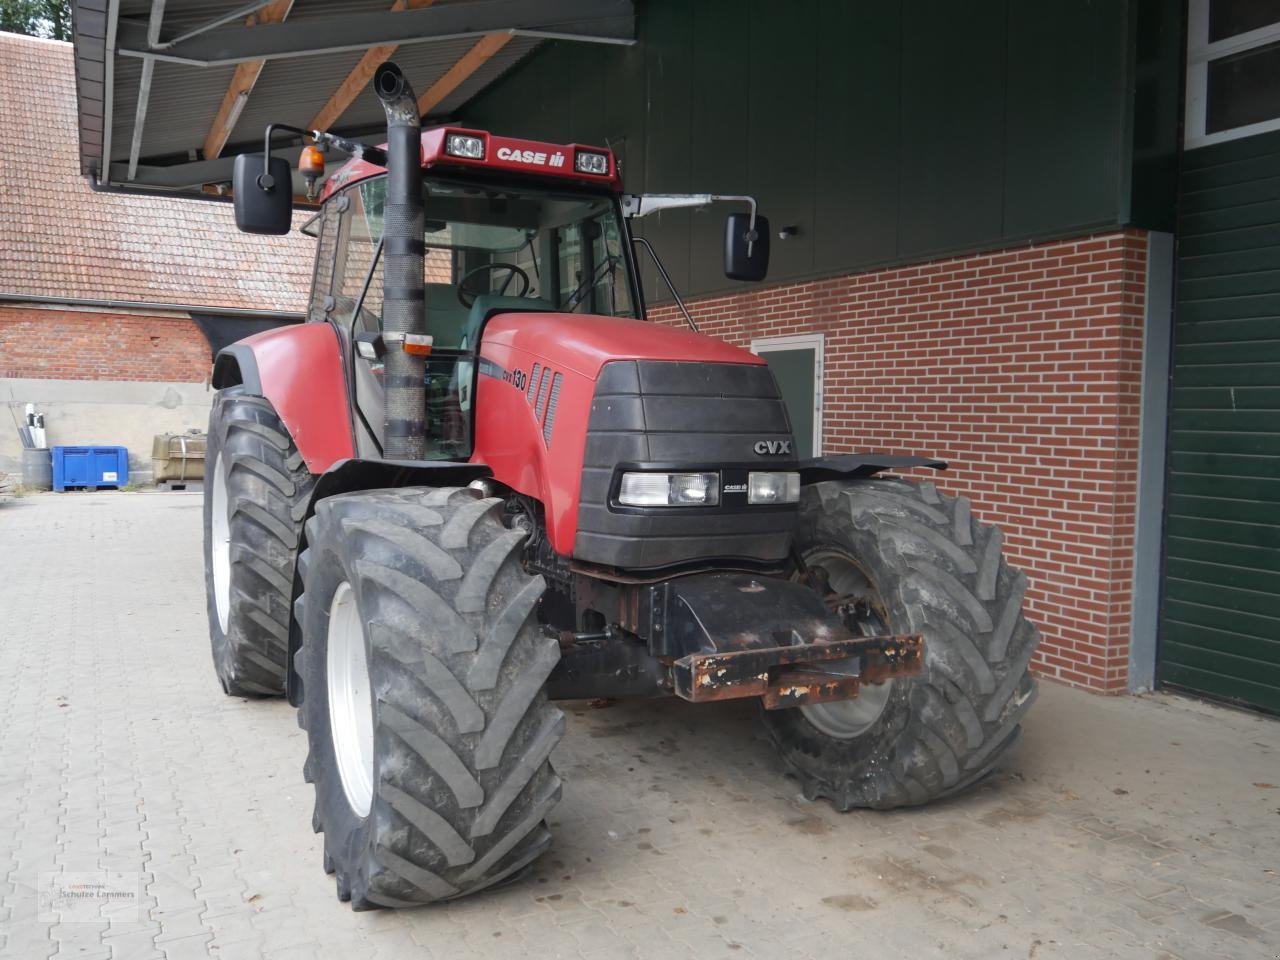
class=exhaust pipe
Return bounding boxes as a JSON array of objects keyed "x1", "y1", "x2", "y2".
[{"x1": 373, "y1": 61, "x2": 426, "y2": 460}]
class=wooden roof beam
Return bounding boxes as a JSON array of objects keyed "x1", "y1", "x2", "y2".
[
  {"x1": 307, "y1": 0, "x2": 436, "y2": 133},
  {"x1": 417, "y1": 30, "x2": 512, "y2": 117},
  {"x1": 201, "y1": 0, "x2": 295, "y2": 162}
]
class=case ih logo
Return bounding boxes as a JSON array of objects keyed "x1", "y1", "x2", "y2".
[
  {"x1": 754, "y1": 439, "x2": 792, "y2": 456},
  {"x1": 495, "y1": 147, "x2": 567, "y2": 168}
]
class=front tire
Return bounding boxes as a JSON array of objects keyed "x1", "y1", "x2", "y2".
[
  {"x1": 202, "y1": 389, "x2": 313, "y2": 697},
  {"x1": 762, "y1": 478, "x2": 1040, "y2": 810},
  {"x1": 296, "y1": 487, "x2": 564, "y2": 908}
]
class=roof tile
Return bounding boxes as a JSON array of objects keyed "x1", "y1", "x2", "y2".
[{"x1": 0, "y1": 32, "x2": 312, "y2": 312}]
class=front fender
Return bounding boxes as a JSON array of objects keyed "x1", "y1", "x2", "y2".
[
  {"x1": 213, "y1": 323, "x2": 355, "y2": 473},
  {"x1": 798, "y1": 454, "x2": 947, "y2": 484}
]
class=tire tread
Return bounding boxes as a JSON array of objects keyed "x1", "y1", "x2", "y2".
[
  {"x1": 765, "y1": 477, "x2": 1041, "y2": 809},
  {"x1": 204, "y1": 393, "x2": 314, "y2": 697},
  {"x1": 297, "y1": 487, "x2": 563, "y2": 907}
]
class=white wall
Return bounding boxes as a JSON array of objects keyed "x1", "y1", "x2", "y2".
[{"x1": 1, "y1": 378, "x2": 213, "y2": 484}]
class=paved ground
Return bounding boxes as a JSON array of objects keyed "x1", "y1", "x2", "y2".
[{"x1": 0, "y1": 491, "x2": 1277, "y2": 960}]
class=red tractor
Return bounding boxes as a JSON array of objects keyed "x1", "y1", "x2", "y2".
[{"x1": 204, "y1": 63, "x2": 1039, "y2": 908}]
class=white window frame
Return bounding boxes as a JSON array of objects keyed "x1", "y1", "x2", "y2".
[
  {"x1": 1185, "y1": 0, "x2": 1280, "y2": 148},
  {"x1": 750, "y1": 333, "x2": 824, "y2": 458}
]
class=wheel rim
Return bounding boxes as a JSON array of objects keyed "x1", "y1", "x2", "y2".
[
  {"x1": 801, "y1": 681, "x2": 894, "y2": 739},
  {"x1": 210, "y1": 453, "x2": 232, "y2": 634},
  {"x1": 799, "y1": 547, "x2": 896, "y2": 741},
  {"x1": 327, "y1": 581, "x2": 375, "y2": 818}
]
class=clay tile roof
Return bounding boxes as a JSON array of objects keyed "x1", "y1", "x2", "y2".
[{"x1": 0, "y1": 32, "x2": 312, "y2": 313}]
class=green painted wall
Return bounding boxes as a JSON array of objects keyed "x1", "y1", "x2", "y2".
[{"x1": 462, "y1": 0, "x2": 1177, "y2": 299}]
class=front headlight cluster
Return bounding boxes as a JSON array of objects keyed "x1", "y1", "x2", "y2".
[
  {"x1": 618, "y1": 471, "x2": 799, "y2": 507},
  {"x1": 619, "y1": 472, "x2": 720, "y2": 507},
  {"x1": 746, "y1": 471, "x2": 801, "y2": 505}
]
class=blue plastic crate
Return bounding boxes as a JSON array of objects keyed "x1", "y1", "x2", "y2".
[{"x1": 52, "y1": 446, "x2": 129, "y2": 492}]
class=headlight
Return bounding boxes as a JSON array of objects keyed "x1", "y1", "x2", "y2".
[
  {"x1": 619, "y1": 472, "x2": 719, "y2": 507},
  {"x1": 445, "y1": 133, "x2": 484, "y2": 159},
  {"x1": 747, "y1": 471, "x2": 800, "y2": 505},
  {"x1": 574, "y1": 150, "x2": 609, "y2": 175}
]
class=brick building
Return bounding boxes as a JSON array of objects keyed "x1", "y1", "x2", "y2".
[
  {"x1": 642, "y1": 233, "x2": 1151, "y2": 694},
  {"x1": 0, "y1": 33, "x2": 311, "y2": 479},
  {"x1": 458, "y1": 0, "x2": 1277, "y2": 711},
  {"x1": 63, "y1": 1, "x2": 1278, "y2": 710}
]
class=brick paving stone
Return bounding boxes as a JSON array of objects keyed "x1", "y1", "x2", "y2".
[
  {"x1": 1, "y1": 492, "x2": 1278, "y2": 960},
  {"x1": 105, "y1": 928, "x2": 163, "y2": 960}
]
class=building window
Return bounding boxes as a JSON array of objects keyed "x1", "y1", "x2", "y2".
[{"x1": 1186, "y1": 0, "x2": 1280, "y2": 147}]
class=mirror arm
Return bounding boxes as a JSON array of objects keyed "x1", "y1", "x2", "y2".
[
  {"x1": 259, "y1": 122, "x2": 310, "y2": 190},
  {"x1": 622, "y1": 194, "x2": 758, "y2": 256},
  {"x1": 256, "y1": 124, "x2": 390, "y2": 193},
  {"x1": 632, "y1": 236, "x2": 698, "y2": 334},
  {"x1": 312, "y1": 131, "x2": 388, "y2": 168}
]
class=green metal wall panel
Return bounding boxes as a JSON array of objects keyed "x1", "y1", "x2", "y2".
[
  {"x1": 1128, "y1": 0, "x2": 1183, "y2": 232},
  {"x1": 898, "y1": 0, "x2": 1007, "y2": 258},
  {"x1": 746, "y1": 0, "x2": 817, "y2": 280},
  {"x1": 632, "y1": 0, "x2": 695, "y2": 296},
  {"x1": 813, "y1": 1, "x2": 901, "y2": 274},
  {"x1": 1160, "y1": 129, "x2": 1280, "y2": 714},
  {"x1": 687, "y1": 0, "x2": 751, "y2": 290},
  {"x1": 1003, "y1": 0, "x2": 1129, "y2": 239},
  {"x1": 463, "y1": 0, "x2": 1158, "y2": 297}
]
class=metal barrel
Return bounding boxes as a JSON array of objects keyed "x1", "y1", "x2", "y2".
[{"x1": 21, "y1": 447, "x2": 52, "y2": 491}]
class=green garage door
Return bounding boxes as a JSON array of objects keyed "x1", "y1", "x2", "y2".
[{"x1": 1160, "y1": 130, "x2": 1280, "y2": 713}]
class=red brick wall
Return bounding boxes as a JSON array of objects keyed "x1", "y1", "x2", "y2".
[
  {"x1": 650, "y1": 230, "x2": 1148, "y2": 693},
  {"x1": 0, "y1": 306, "x2": 210, "y2": 382}
]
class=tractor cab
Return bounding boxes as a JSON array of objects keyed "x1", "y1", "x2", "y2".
[
  {"x1": 235, "y1": 119, "x2": 764, "y2": 464},
  {"x1": 309, "y1": 165, "x2": 642, "y2": 459}
]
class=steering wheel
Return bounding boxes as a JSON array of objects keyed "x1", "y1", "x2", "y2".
[{"x1": 456, "y1": 262, "x2": 531, "y2": 308}]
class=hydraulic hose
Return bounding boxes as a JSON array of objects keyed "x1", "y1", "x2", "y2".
[{"x1": 373, "y1": 61, "x2": 427, "y2": 460}]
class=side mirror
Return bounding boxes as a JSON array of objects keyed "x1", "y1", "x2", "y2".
[
  {"x1": 233, "y1": 154, "x2": 293, "y2": 235},
  {"x1": 724, "y1": 212, "x2": 770, "y2": 281}
]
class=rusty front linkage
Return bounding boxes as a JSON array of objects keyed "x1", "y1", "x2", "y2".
[{"x1": 671, "y1": 633, "x2": 924, "y2": 710}]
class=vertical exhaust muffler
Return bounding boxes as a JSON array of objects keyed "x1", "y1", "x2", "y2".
[{"x1": 373, "y1": 62, "x2": 427, "y2": 460}]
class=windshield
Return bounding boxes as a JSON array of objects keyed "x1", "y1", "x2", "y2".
[{"x1": 332, "y1": 174, "x2": 637, "y2": 348}]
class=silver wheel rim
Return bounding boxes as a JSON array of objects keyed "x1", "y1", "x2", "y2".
[
  {"x1": 210, "y1": 453, "x2": 231, "y2": 633},
  {"x1": 801, "y1": 681, "x2": 894, "y2": 739},
  {"x1": 799, "y1": 547, "x2": 896, "y2": 741},
  {"x1": 327, "y1": 581, "x2": 374, "y2": 817}
]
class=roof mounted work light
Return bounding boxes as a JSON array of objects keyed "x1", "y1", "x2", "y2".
[
  {"x1": 574, "y1": 150, "x2": 609, "y2": 175},
  {"x1": 445, "y1": 133, "x2": 485, "y2": 160}
]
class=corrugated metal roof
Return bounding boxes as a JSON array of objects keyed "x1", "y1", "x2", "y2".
[{"x1": 72, "y1": 0, "x2": 633, "y2": 198}]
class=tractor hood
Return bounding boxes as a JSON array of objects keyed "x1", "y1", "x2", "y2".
[
  {"x1": 480, "y1": 312, "x2": 764, "y2": 380},
  {"x1": 473, "y1": 309, "x2": 795, "y2": 568}
]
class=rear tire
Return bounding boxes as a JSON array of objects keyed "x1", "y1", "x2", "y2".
[
  {"x1": 761, "y1": 478, "x2": 1040, "y2": 810},
  {"x1": 296, "y1": 487, "x2": 564, "y2": 908},
  {"x1": 202, "y1": 389, "x2": 313, "y2": 697}
]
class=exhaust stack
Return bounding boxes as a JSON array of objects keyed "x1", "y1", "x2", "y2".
[{"x1": 373, "y1": 62, "x2": 426, "y2": 460}]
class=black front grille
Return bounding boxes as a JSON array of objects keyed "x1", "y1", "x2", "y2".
[{"x1": 574, "y1": 360, "x2": 798, "y2": 569}]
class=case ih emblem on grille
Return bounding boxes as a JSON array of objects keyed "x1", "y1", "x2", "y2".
[{"x1": 754, "y1": 439, "x2": 792, "y2": 456}]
